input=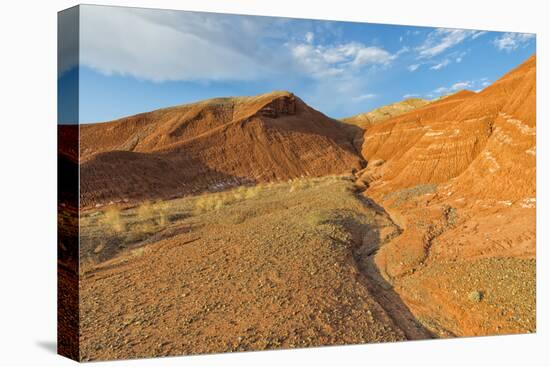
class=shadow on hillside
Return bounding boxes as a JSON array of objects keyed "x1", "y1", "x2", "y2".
[
  {"x1": 266, "y1": 106, "x2": 367, "y2": 161},
  {"x1": 80, "y1": 150, "x2": 256, "y2": 208}
]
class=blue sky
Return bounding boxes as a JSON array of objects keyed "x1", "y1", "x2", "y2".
[{"x1": 58, "y1": 5, "x2": 536, "y2": 123}]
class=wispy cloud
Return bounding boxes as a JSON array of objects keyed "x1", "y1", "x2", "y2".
[
  {"x1": 493, "y1": 33, "x2": 535, "y2": 52},
  {"x1": 430, "y1": 59, "x2": 450, "y2": 70},
  {"x1": 433, "y1": 81, "x2": 472, "y2": 95},
  {"x1": 416, "y1": 28, "x2": 476, "y2": 59},
  {"x1": 79, "y1": 5, "x2": 406, "y2": 85},
  {"x1": 403, "y1": 93, "x2": 420, "y2": 98},
  {"x1": 472, "y1": 31, "x2": 487, "y2": 39},
  {"x1": 430, "y1": 77, "x2": 491, "y2": 97},
  {"x1": 352, "y1": 93, "x2": 376, "y2": 102},
  {"x1": 407, "y1": 29, "x2": 477, "y2": 71},
  {"x1": 289, "y1": 40, "x2": 397, "y2": 79}
]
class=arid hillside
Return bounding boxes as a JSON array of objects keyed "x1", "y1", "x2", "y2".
[
  {"x1": 357, "y1": 55, "x2": 535, "y2": 199},
  {"x1": 342, "y1": 98, "x2": 429, "y2": 129},
  {"x1": 79, "y1": 91, "x2": 363, "y2": 208},
  {"x1": 350, "y1": 55, "x2": 536, "y2": 337}
]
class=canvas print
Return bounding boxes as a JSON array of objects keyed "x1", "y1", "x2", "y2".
[{"x1": 58, "y1": 4, "x2": 536, "y2": 362}]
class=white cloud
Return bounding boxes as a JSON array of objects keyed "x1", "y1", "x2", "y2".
[
  {"x1": 289, "y1": 41, "x2": 396, "y2": 79},
  {"x1": 352, "y1": 93, "x2": 376, "y2": 102},
  {"x1": 403, "y1": 93, "x2": 419, "y2": 98},
  {"x1": 429, "y1": 77, "x2": 497, "y2": 97},
  {"x1": 416, "y1": 28, "x2": 476, "y2": 58},
  {"x1": 430, "y1": 59, "x2": 450, "y2": 70},
  {"x1": 454, "y1": 51, "x2": 467, "y2": 63},
  {"x1": 406, "y1": 30, "x2": 421, "y2": 36},
  {"x1": 432, "y1": 81, "x2": 473, "y2": 95},
  {"x1": 395, "y1": 46, "x2": 410, "y2": 57},
  {"x1": 451, "y1": 81, "x2": 473, "y2": 90},
  {"x1": 407, "y1": 64, "x2": 420, "y2": 72},
  {"x1": 472, "y1": 31, "x2": 488, "y2": 39},
  {"x1": 79, "y1": 6, "x2": 276, "y2": 82},
  {"x1": 429, "y1": 77, "x2": 492, "y2": 97},
  {"x1": 493, "y1": 33, "x2": 535, "y2": 52},
  {"x1": 352, "y1": 46, "x2": 396, "y2": 66},
  {"x1": 79, "y1": 6, "x2": 402, "y2": 84},
  {"x1": 433, "y1": 86, "x2": 449, "y2": 94}
]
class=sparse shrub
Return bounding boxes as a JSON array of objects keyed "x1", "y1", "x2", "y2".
[
  {"x1": 244, "y1": 185, "x2": 261, "y2": 199},
  {"x1": 102, "y1": 207, "x2": 125, "y2": 232},
  {"x1": 288, "y1": 178, "x2": 311, "y2": 193},
  {"x1": 214, "y1": 198, "x2": 224, "y2": 210},
  {"x1": 137, "y1": 202, "x2": 154, "y2": 221},
  {"x1": 136, "y1": 201, "x2": 172, "y2": 227},
  {"x1": 194, "y1": 185, "x2": 263, "y2": 214},
  {"x1": 468, "y1": 290, "x2": 484, "y2": 303},
  {"x1": 194, "y1": 195, "x2": 208, "y2": 213},
  {"x1": 158, "y1": 210, "x2": 168, "y2": 226},
  {"x1": 232, "y1": 186, "x2": 247, "y2": 200},
  {"x1": 156, "y1": 202, "x2": 170, "y2": 226},
  {"x1": 195, "y1": 194, "x2": 222, "y2": 213},
  {"x1": 131, "y1": 247, "x2": 147, "y2": 257}
]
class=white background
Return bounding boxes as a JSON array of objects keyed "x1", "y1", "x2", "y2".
[{"x1": 0, "y1": 0, "x2": 547, "y2": 365}]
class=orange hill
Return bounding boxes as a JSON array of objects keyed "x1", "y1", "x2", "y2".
[
  {"x1": 79, "y1": 91, "x2": 363, "y2": 207},
  {"x1": 358, "y1": 55, "x2": 535, "y2": 202}
]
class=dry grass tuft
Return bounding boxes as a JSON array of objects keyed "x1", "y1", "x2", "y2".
[
  {"x1": 102, "y1": 207, "x2": 125, "y2": 232},
  {"x1": 194, "y1": 185, "x2": 265, "y2": 214},
  {"x1": 137, "y1": 202, "x2": 154, "y2": 220},
  {"x1": 131, "y1": 247, "x2": 147, "y2": 258}
]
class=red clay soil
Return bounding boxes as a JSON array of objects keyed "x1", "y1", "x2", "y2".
[{"x1": 79, "y1": 92, "x2": 363, "y2": 208}]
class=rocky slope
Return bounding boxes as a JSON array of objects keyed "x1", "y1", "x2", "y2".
[{"x1": 79, "y1": 91, "x2": 363, "y2": 208}]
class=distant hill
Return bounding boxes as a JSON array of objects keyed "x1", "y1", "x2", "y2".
[{"x1": 342, "y1": 98, "x2": 429, "y2": 128}]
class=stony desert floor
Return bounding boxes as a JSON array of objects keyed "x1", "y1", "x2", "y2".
[{"x1": 77, "y1": 175, "x2": 534, "y2": 361}]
